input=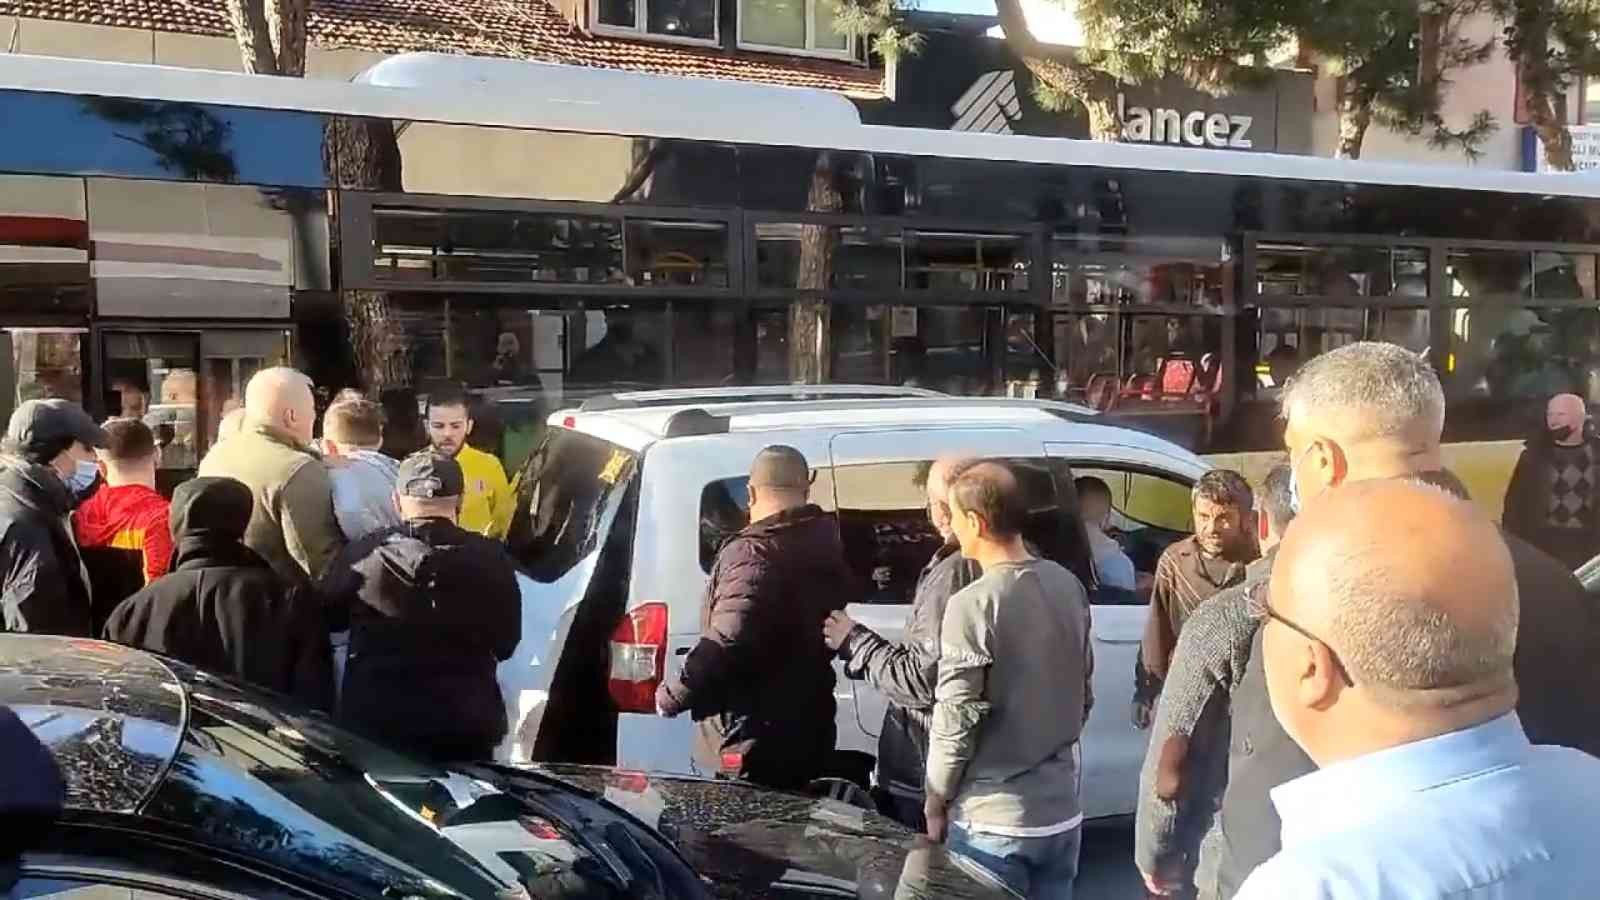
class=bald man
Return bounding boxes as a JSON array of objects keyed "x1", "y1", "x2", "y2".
[
  {"x1": 656, "y1": 445, "x2": 855, "y2": 790},
  {"x1": 1503, "y1": 392, "x2": 1600, "y2": 568},
  {"x1": 822, "y1": 454, "x2": 982, "y2": 830},
  {"x1": 1236, "y1": 480, "x2": 1600, "y2": 898},
  {"x1": 199, "y1": 367, "x2": 345, "y2": 587}
]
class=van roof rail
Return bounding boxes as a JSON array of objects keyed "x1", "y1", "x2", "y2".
[{"x1": 580, "y1": 384, "x2": 943, "y2": 412}]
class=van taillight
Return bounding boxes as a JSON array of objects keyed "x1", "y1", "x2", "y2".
[{"x1": 608, "y1": 602, "x2": 668, "y2": 714}]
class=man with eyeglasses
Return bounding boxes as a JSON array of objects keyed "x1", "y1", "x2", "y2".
[
  {"x1": 1234, "y1": 478, "x2": 1600, "y2": 897},
  {"x1": 1184, "y1": 342, "x2": 1600, "y2": 898}
]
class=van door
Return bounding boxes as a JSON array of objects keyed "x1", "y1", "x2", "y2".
[
  {"x1": 826, "y1": 428, "x2": 1041, "y2": 763},
  {"x1": 1047, "y1": 440, "x2": 1206, "y2": 820}
]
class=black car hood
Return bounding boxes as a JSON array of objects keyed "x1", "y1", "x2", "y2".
[{"x1": 529, "y1": 764, "x2": 1019, "y2": 900}]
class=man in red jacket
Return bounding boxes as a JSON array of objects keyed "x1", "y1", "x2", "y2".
[{"x1": 74, "y1": 417, "x2": 171, "y2": 633}]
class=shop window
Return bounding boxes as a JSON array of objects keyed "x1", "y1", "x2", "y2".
[
  {"x1": 102, "y1": 332, "x2": 202, "y2": 475},
  {"x1": 1447, "y1": 248, "x2": 1596, "y2": 300},
  {"x1": 740, "y1": 0, "x2": 851, "y2": 55},
  {"x1": 831, "y1": 304, "x2": 890, "y2": 383},
  {"x1": 755, "y1": 223, "x2": 902, "y2": 291},
  {"x1": 372, "y1": 207, "x2": 627, "y2": 286},
  {"x1": 1254, "y1": 242, "x2": 1428, "y2": 299},
  {"x1": 1053, "y1": 235, "x2": 1231, "y2": 308},
  {"x1": 1443, "y1": 306, "x2": 1600, "y2": 441},
  {"x1": 886, "y1": 306, "x2": 989, "y2": 393},
  {"x1": 623, "y1": 219, "x2": 730, "y2": 287},
  {"x1": 597, "y1": 0, "x2": 717, "y2": 42},
  {"x1": 904, "y1": 230, "x2": 1031, "y2": 292}
]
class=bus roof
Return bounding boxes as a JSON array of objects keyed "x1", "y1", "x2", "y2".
[{"x1": 4, "y1": 51, "x2": 1600, "y2": 200}]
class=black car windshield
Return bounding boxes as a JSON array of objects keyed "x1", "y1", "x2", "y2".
[
  {"x1": 0, "y1": 635, "x2": 185, "y2": 814},
  {"x1": 144, "y1": 661, "x2": 645, "y2": 900}
]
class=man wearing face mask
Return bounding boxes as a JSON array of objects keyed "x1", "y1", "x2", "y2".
[
  {"x1": 1205, "y1": 342, "x2": 1600, "y2": 898},
  {"x1": 1502, "y1": 392, "x2": 1600, "y2": 568},
  {"x1": 0, "y1": 399, "x2": 107, "y2": 635}
]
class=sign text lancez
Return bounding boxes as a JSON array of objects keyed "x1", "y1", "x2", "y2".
[{"x1": 1116, "y1": 93, "x2": 1254, "y2": 149}]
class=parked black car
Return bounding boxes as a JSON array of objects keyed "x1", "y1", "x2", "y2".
[{"x1": 0, "y1": 636, "x2": 1015, "y2": 899}]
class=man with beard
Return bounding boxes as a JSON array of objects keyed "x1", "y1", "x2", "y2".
[
  {"x1": 425, "y1": 385, "x2": 513, "y2": 541},
  {"x1": 1502, "y1": 392, "x2": 1600, "y2": 568},
  {"x1": 1134, "y1": 470, "x2": 1258, "y2": 729}
]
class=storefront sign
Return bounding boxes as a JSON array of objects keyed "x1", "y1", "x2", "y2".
[
  {"x1": 1522, "y1": 125, "x2": 1600, "y2": 173},
  {"x1": 1117, "y1": 93, "x2": 1253, "y2": 149}
]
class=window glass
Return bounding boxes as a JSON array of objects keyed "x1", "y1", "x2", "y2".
[
  {"x1": 102, "y1": 333, "x2": 201, "y2": 473},
  {"x1": 888, "y1": 305, "x2": 988, "y2": 392},
  {"x1": 1444, "y1": 306, "x2": 1600, "y2": 440},
  {"x1": 507, "y1": 429, "x2": 639, "y2": 582},
  {"x1": 648, "y1": 0, "x2": 717, "y2": 38},
  {"x1": 598, "y1": 0, "x2": 636, "y2": 26},
  {"x1": 2, "y1": 330, "x2": 86, "y2": 427},
  {"x1": 1448, "y1": 248, "x2": 1597, "y2": 300},
  {"x1": 755, "y1": 223, "x2": 903, "y2": 291},
  {"x1": 624, "y1": 219, "x2": 729, "y2": 287},
  {"x1": 699, "y1": 470, "x2": 838, "y2": 570},
  {"x1": 1053, "y1": 236, "x2": 1232, "y2": 308},
  {"x1": 831, "y1": 304, "x2": 889, "y2": 383},
  {"x1": 201, "y1": 330, "x2": 291, "y2": 448},
  {"x1": 1074, "y1": 466, "x2": 1193, "y2": 575},
  {"x1": 0, "y1": 90, "x2": 327, "y2": 188},
  {"x1": 372, "y1": 207, "x2": 626, "y2": 286},
  {"x1": 1255, "y1": 242, "x2": 1428, "y2": 299},
  {"x1": 814, "y1": 0, "x2": 849, "y2": 50},
  {"x1": 743, "y1": 0, "x2": 807, "y2": 47},
  {"x1": 904, "y1": 230, "x2": 1031, "y2": 292}
]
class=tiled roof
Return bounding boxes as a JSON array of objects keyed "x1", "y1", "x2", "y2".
[{"x1": 0, "y1": 0, "x2": 884, "y2": 97}]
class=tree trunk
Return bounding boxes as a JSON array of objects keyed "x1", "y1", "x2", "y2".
[
  {"x1": 1335, "y1": 81, "x2": 1374, "y2": 160},
  {"x1": 1508, "y1": 0, "x2": 1575, "y2": 170},
  {"x1": 1418, "y1": 6, "x2": 1443, "y2": 99},
  {"x1": 792, "y1": 151, "x2": 843, "y2": 384},
  {"x1": 266, "y1": 0, "x2": 308, "y2": 77},
  {"x1": 323, "y1": 116, "x2": 408, "y2": 391},
  {"x1": 993, "y1": 0, "x2": 1120, "y2": 140},
  {"x1": 225, "y1": 0, "x2": 277, "y2": 74}
]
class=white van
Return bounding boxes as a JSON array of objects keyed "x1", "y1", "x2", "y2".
[{"x1": 496, "y1": 387, "x2": 1210, "y2": 821}]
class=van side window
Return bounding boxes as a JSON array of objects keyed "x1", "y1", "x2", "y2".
[
  {"x1": 834, "y1": 461, "x2": 941, "y2": 605},
  {"x1": 507, "y1": 430, "x2": 639, "y2": 582},
  {"x1": 697, "y1": 470, "x2": 837, "y2": 571},
  {"x1": 1073, "y1": 465, "x2": 1194, "y2": 585}
]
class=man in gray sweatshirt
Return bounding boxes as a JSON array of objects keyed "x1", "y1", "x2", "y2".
[{"x1": 925, "y1": 461, "x2": 1095, "y2": 900}]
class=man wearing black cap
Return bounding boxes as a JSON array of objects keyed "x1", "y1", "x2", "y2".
[
  {"x1": 656, "y1": 444, "x2": 855, "y2": 790},
  {"x1": 318, "y1": 451, "x2": 522, "y2": 762},
  {"x1": 103, "y1": 476, "x2": 333, "y2": 710},
  {"x1": 0, "y1": 399, "x2": 107, "y2": 635}
]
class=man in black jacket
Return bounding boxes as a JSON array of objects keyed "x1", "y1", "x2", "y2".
[
  {"x1": 657, "y1": 445, "x2": 855, "y2": 790},
  {"x1": 1190, "y1": 343, "x2": 1600, "y2": 899},
  {"x1": 104, "y1": 476, "x2": 333, "y2": 711},
  {"x1": 0, "y1": 399, "x2": 106, "y2": 635},
  {"x1": 822, "y1": 454, "x2": 978, "y2": 829},
  {"x1": 320, "y1": 451, "x2": 521, "y2": 762},
  {"x1": 1502, "y1": 393, "x2": 1600, "y2": 568}
]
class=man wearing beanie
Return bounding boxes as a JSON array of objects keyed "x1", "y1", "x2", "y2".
[{"x1": 0, "y1": 398, "x2": 107, "y2": 635}]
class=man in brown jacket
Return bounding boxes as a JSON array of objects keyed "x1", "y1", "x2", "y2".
[
  {"x1": 657, "y1": 445, "x2": 855, "y2": 790},
  {"x1": 1134, "y1": 469, "x2": 1256, "y2": 729},
  {"x1": 198, "y1": 368, "x2": 345, "y2": 588}
]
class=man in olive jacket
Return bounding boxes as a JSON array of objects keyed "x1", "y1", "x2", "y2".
[
  {"x1": 657, "y1": 445, "x2": 855, "y2": 790},
  {"x1": 823, "y1": 454, "x2": 979, "y2": 830},
  {"x1": 198, "y1": 368, "x2": 345, "y2": 587}
]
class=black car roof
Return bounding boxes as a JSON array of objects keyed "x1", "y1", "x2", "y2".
[{"x1": 0, "y1": 635, "x2": 185, "y2": 814}]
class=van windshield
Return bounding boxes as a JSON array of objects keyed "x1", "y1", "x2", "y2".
[{"x1": 507, "y1": 428, "x2": 639, "y2": 583}]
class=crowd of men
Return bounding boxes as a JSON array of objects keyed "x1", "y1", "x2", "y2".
[
  {"x1": 7, "y1": 343, "x2": 1600, "y2": 899},
  {"x1": 0, "y1": 368, "x2": 523, "y2": 763},
  {"x1": 659, "y1": 341, "x2": 1600, "y2": 900}
]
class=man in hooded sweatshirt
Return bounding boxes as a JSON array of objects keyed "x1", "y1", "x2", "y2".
[
  {"x1": 104, "y1": 476, "x2": 333, "y2": 710},
  {"x1": 319, "y1": 451, "x2": 522, "y2": 762},
  {"x1": 0, "y1": 399, "x2": 106, "y2": 635}
]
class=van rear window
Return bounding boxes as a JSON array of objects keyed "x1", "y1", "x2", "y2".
[{"x1": 507, "y1": 429, "x2": 638, "y2": 582}]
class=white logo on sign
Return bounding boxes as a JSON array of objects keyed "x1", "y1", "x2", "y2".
[{"x1": 1117, "y1": 93, "x2": 1254, "y2": 149}]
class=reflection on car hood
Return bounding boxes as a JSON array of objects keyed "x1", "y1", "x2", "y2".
[{"x1": 533, "y1": 765, "x2": 1019, "y2": 900}]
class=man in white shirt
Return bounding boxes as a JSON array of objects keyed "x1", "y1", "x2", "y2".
[
  {"x1": 1074, "y1": 475, "x2": 1136, "y2": 593},
  {"x1": 1238, "y1": 478, "x2": 1600, "y2": 898}
]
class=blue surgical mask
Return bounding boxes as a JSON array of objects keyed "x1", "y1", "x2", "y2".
[{"x1": 65, "y1": 458, "x2": 99, "y2": 495}]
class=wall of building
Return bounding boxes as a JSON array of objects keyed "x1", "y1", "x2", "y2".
[{"x1": 0, "y1": 17, "x2": 384, "y2": 78}]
